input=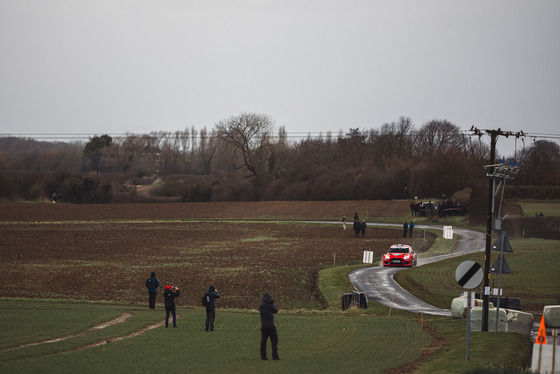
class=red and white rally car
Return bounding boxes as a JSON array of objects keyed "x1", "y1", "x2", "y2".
[{"x1": 383, "y1": 244, "x2": 417, "y2": 267}]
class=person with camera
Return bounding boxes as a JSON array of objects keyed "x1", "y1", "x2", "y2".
[
  {"x1": 163, "y1": 285, "x2": 180, "y2": 328},
  {"x1": 259, "y1": 293, "x2": 279, "y2": 360},
  {"x1": 204, "y1": 285, "x2": 220, "y2": 332}
]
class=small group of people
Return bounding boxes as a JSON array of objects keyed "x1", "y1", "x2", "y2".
[
  {"x1": 146, "y1": 272, "x2": 220, "y2": 329},
  {"x1": 145, "y1": 272, "x2": 279, "y2": 360},
  {"x1": 403, "y1": 220, "x2": 415, "y2": 238},
  {"x1": 346, "y1": 212, "x2": 366, "y2": 238}
]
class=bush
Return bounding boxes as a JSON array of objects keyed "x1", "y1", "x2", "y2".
[
  {"x1": 502, "y1": 216, "x2": 560, "y2": 239},
  {"x1": 505, "y1": 185, "x2": 560, "y2": 199}
]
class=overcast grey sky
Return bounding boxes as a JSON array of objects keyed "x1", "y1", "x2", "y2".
[{"x1": 1, "y1": 1, "x2": 559, "y2": 157}]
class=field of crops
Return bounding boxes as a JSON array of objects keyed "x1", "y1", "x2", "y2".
[{"x1": 0, "y1": 201, "x2": 434, "y2": 310}]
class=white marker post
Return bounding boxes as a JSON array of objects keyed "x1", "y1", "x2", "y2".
[{"x1": 455, "y1": 260, "x2": 484, "y2": 360}]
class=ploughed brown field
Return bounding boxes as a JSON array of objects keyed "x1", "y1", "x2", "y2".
[{"x1": 0, "y1": 201, "x2": 434, "y2": 310}]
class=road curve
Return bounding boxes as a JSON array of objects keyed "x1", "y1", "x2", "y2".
[{"x1": 348, "y1": 223, "x2": 485, "y2": 316}]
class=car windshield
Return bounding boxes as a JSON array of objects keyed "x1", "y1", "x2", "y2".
[{"x1": 389, "y1": 247, "x2": 409, "y2": 254}]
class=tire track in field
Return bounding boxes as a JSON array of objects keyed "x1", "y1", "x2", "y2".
[
  {"x1": 2, "y1": 312, "x2": 178, "y2": 356},
  {"x1": 56, "y1": 316, "x2": 176, "y2": 355},
  {"x1": 1, "y1": 312, "x2": 133, "y2": 352}
]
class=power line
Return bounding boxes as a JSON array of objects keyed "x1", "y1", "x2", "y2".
[{"x1": 2, "y1": 129, "x2": 560, "y2": 142}]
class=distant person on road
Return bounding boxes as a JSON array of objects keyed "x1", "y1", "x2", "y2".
[
  {"x1": 360, "y1": 220, "x2": 366, "y2": 238},
  {"x1": 403, "y1": 221, "x2": 408, "y2": 238},
  {"x1": 341, "y1": 215, "x2": 347, "y2": 230},
  {"x1": 409, "y1": 221, "x2": 415, "y2": 238},
  {"x1": 204, "y1": 285, "x2": 220, "y2": 332},
  {"x1": 145, "y1": 272, "x2": 159, "y2": 309},
  {"x1": 353, "y1": 218, "x2": 360, "y2": 238},
  {"x1": 260, "y1": 293, "x2": 279, "y2": 361},
  {"x1": 163, "y1": 285, "x2": 180, "y2": 328}
]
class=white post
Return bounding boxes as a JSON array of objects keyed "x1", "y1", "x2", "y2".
[{"x1": 466, "y1": 289, "x2": 472, "y2": 360}]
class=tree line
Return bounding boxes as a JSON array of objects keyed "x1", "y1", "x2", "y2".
[{"x1": 1, "y1": 114, "x2": 559, "y2": 204}]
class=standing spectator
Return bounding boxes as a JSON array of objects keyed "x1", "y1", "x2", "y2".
[
  {"x1": 145, "y1": 272, "x2": 159, "y2": 309},
  {"x1": 403, "y1": 221, "x2": 408, "y2": 238},
  {"x1": 341, "y1": 215, "x2": 347, "y2": 231},
  {"x1": 354, "y1": 212, "x2": 359, "y2": 222},
  {"x1": 409, "y1": 221, "x2": 415, "y2": 238},
  {"x1": 163, "y1": 285, "x2": 180, "y2": 328},
  {"x1": 360, "y1": 220, "x2": 367, "y2": 238},
  {"x1": 353, "y1": 218, "x2": 360, "y2": 238},
  {"x1": 259, "y1": 293, "x2": 279, "y2": 361},
  {"x1": 205, "y1": 285, "x2": 220, "y2": 332}
]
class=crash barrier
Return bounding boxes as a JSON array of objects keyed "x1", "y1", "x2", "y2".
[
  {"x1": 362, "y1": 250, "x2": 374, "y2": 264},
  {"x1": 451, "y1": 295, "x2": 488, "y2": 318},
  {"x1": 490, "y1": 297, "x2": 522, "y2": 311},
  {"x1": 470, "y1": 307, "x2": 508, "y2": 332},
  {"x1": 505, "y1": 310, "x2": 535, "y2": 335},
  {"x1": 451, "y1": 296, "x2": 533, "y2": 335},
  {"x1": 443, "y1": 226, "x2": 453, "y2": 239},
  {"x1": 544, "y1": 305, "x2": 560, "y2": 328},
  {"x1": 341, "y1": 292, "x2": 368, "y2": 311},
  {"x1": 474, "y1": 294, "x2": 522, "y2": 311}
]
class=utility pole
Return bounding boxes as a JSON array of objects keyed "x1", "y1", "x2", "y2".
[
  {"x1": 470, "y1": 127, "x2": 522, "y2": 331},
  {"x1": 482, "y1": 131, "x2": 497, "y2": 331}
]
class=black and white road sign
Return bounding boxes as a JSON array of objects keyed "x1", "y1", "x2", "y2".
[{"x1": 455, "y1": 260, "x2": 484, "y2": 289}]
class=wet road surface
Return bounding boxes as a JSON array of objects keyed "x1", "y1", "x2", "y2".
[{"x1": 348, "y1": 223, "x2": 485, "y2": 316}]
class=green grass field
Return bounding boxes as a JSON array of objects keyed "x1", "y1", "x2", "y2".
[
  {"x1": 516, "y1": 199, "x2": 560, "y2": 217},
  {"x1": 0, "y1": 299, "x2": 432, "y2": 374}
]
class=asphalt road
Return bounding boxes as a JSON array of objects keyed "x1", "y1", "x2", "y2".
[{"x1": 348, "y1": 223, "x2": 486, "y2": 316}]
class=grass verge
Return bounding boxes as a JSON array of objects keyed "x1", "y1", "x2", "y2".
[{"x1": 317, "y1": 262, "x2": 534, "y2": 373}]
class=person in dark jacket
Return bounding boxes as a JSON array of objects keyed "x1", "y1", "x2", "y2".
[
  {"x1": 409, "y1": 220, "x2": 415, "y2": 238},
  {"x1": 163, "y1": 285, "x2": 180, "y2": 328},
  {"x1": 403, "y1": 221, "x2": 408, "y2": 238},
  {"x1": 205, "y1": 285, "x2": 220, "y2": 332},
  {"x1": 259, "y1": 293, "x2": 279, "y2": 360},
  {"x1": 145, "y1": 272, "x2": 159, "y2": 309},
  {"x1": 360, "y1": 220, "x2": 366, "y2": 238}
]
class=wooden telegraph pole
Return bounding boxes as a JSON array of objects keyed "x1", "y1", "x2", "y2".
[
  {"x1": 470, "y1": 127, "x2": 523, "y2": 331},
  {"x1": 482, "y1": 130, "x2": 497, "y2": 331}
]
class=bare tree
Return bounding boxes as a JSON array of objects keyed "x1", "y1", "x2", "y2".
[
  {"x1": 215, "y1": 113, "x2": 275, "y2": 177},
  {"x1": 517, "y1": 140, "x2": 560, "y2": 185},
  {"x1": 197, "y1": 127, "x2": 220, "y2": 175},
  {"x1": 414, "y1": 120, "x2": 466, "y2": 157},
  {"x1": 372, "y1": 116, "x2": 415, "y2": 162}
]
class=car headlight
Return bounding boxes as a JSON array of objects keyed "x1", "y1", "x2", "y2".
[
  {"x1": 404, "y1": 254, "x2": 410, "y2": 260},
  {"x1": 384, "y1": 254, "x2": 389, "y2": 260}
]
